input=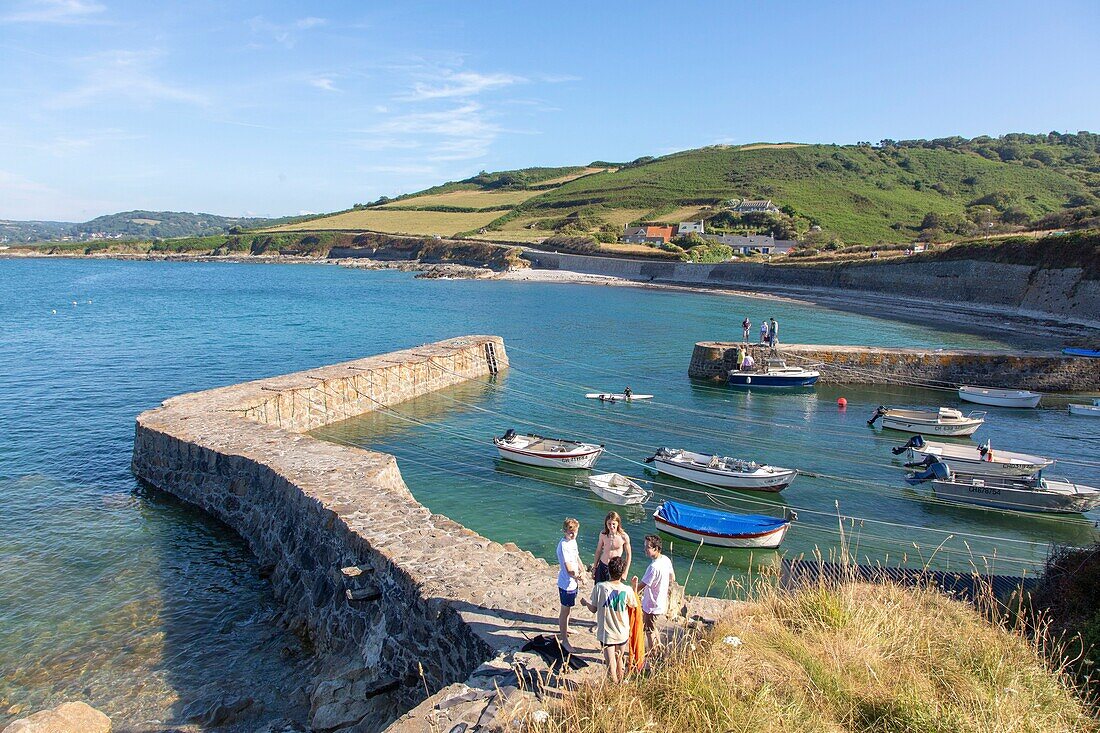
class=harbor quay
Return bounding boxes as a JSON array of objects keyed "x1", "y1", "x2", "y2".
[
  {"x1": 689, "y1": 342, "x2": 1100, "y2": 391},
  {"x1": 127, "y1": 335, "x2": 723, "y2": 733}
]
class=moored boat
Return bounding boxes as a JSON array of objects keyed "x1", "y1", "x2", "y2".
[
  {"x1": 868, "y1": 405, "x2": 985, "y2": 437},
  {"x1": 645, "y1": 447, "x2": 797, "y2": 492},
  {"x1": 958, "y1": 385, "x2": 1041, "y2": 409},
  {"x1": 1069, "y1": 403, "x2": 1100, "y2": 417},
  {"x1": 1062, "y1": 347, "x2": 1100, "y2": 358},
  {"x1": 585, "y1": 473, "x2": 651, "y2": 506},
  {"x1": 653, "y1": 500, "x2": 793, "y2": 548},
  {"x1": 728, "y1": 359, "x2": 819, "y2": 388},
  {"x1": 494, "y1": 429, "x2": 603, "y2": 469},
  {"x1": 894, "y1": 435, "x2": 1053, "y2": 477},
  {"x1": 908, "y1": 461, "x2": 1100, "y2": 514}
]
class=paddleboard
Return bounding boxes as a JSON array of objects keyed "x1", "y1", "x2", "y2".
[{"x1": 585, "y1": 393, "x2": 654, "y2": 401}]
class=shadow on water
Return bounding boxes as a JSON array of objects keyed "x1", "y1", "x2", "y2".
[{"x1": 133, "y1": 482, "x2": 316, "y2": 732}]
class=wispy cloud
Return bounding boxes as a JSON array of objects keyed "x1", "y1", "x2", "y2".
[
  {"x1": 248, "y1": 15, "x2": 326, "y2": 48},
  {"x1": 397, "y1": 70, "x2": 524, "y2": 101},
  {"x1": 361, "y1": 102, "x2": 500, "y2": 161},
  {"x1": 48, "y1": 49, "x2": 208, "y2": 109},
  {"x1": 308, "y1": 75, "x2": 339, "y2": 92},
  {"x1": 0, "y1": 0, "x2": 106, "y2": 24}
]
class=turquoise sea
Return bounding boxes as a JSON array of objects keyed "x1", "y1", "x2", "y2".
[{"x1": 1, "y1": 258, "x2": 1097, "y2": 729}]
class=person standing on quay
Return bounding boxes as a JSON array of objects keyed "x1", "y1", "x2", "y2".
[
  {"x1": 556, "y1": 518, "x2": 582, "y2": 652},
  {"x1": 760, "y1": 320, "x2": 770, "y2": 345},
  {"x1": 769, "y1": 317, "x2": 779, "y2": 348},
  {"x1": 741, "y1": 317, "x2": 751, "y2": 342}
]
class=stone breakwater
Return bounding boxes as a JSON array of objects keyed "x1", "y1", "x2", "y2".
[
  {"x1": 689, "y1": 342, "x2": 1100, "y2": 391},
  {"x1": 129, "y1": 336, "x2": 554, "y2": 732}
]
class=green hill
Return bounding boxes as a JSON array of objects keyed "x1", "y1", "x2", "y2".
[
  {"x1": 313, "y1": 132, "x2": 1097, "y2": 247},
  {"x1": 71, "y1": 210, "x2": 289, "y2": 239}
]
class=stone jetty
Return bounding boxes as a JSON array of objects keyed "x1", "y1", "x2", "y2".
[
  {"x1": 689, "y1": 342, "x2": 1100, "y2": 390},
  {"x1": 130, "y1": 335, "x2": 725, "y2": 732}
]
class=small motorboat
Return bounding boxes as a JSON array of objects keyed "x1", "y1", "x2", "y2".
[
  {"x1": 585, "y1": 392, "x2": 654, "y2": 402},
  {"x1": 728, "y1": 358, "x2": 819, "y2": 388},
  {"x1": 958, "y1": 385, "x2": 1041, "y2": 408},
  {"x1": 868, "y1": 405, "x2": 985, "y2": 436},
  {"x1": 585, "y1": 473, "x2": 652, "y2": 506},
  {"x1": 906, "y1": 460, "x2": 1100, "y2": 514},
  {"x1": 645, "y1": 448, "x2": 797, "y2": 492},
  {"x1": 653, "y1": 500, "x2": 794, "y2": 548},
  {"x1": 494, "y1": 429, "x2": 603, "y2": 469},
  {"x1": 1069, "y1": 403, "x2": 1100, "y2": 417},
  {"x1": 894, "y1": 435, "x2": 1053, "y2": 477}
]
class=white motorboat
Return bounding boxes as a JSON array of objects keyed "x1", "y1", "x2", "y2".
[
  {"x1": 585, "y1": 392, "x2": 654, "y2": 402},
  {"x1": 494, "y1": 429, "x2": 603, "y2": 469},
  {"x1": 645, "y1": 448, "x2": 797, "y2": 492},
  {"x1": 958, "y1": 385, "x2": 1041, "y2": 408},
  {"x1": 728, "y1": 359, "x2": 819, "y2": 388},
  {"x1": 1069, "y1": 403, "x2": 1100, "y2": 417},
  {"x1": 868, "y1": 406, "x2": 985, "y2": 437},
  {"x1": 585, "y1": 473, "x2": 651, "y2": 506},
  {"x1": 895, "y1": 436, "x2": 1053, "y2": 477}
]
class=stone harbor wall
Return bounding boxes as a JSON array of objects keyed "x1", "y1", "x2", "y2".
[
  {"x1": 131, "y1": 336, "x2": 531, "y2": 731},
  {"x1": 131, "y1": 336, "x2": 729, "y2": 732},
  {"x1": 689, "y1": 342, "x2": 1100, "y2": 391},
  {"x1": 520, "y1": 250, "x2": 1100, "y2": 325}
]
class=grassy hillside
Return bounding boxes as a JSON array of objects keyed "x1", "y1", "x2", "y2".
[
  {"x1": 72, "y1": 210, "x2": 289, "y2": 239},
  {"x1": 533, "y1": 579, "x2": 1097, "y2": 733},
  {"x1": 291, "y1": 133, "x2": 1098, "y2": 246}
]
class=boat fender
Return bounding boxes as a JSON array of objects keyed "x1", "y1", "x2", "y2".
[
  {"x1": 501, "y1": 428, "x2": 517, "y2": 442},
  {"x1": 745, "y1": 376, "x2": 751, "y2": 384},
  {"x1": 785, "y1": 509, "x2": 798, "y2": 522},
  {"x1": 867, "y1": 405, "x2": 887, "y2": 426},
  {"x1": 891, "y1": 434, "x2": 925, "y2": 455}
]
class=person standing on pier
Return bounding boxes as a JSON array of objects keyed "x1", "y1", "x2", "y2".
[
  {"x1": 769, "y1": 317, "x2": 779, "y2": 348},
  {"x1": 760, "y1": 320, "x2": 770, "y2": 345},
  {"x1": 556, "y1": 518, "x2": 582, "y2": 652},
  {"x1": 741, "y1": 317, "x2": 751, "y2": 342},
  {"x1": 593, "y1": 511, "x2": 632, "y2": 583}
]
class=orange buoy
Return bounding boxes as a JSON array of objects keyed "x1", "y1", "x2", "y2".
[{"x1": 837, "y1": 397, "x2": 847, "y2": 408}]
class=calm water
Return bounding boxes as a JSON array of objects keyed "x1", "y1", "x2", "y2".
[{"x1": 1, "y1": 258, "x2": 1097, "y2": 728}]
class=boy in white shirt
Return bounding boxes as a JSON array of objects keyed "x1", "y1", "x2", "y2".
[
  {"x1": 556, "y1": 517, "x2": 582, "y2": 652},
  {"x1": 633, "y1": 534, "x2": 674, "y2": 651}
]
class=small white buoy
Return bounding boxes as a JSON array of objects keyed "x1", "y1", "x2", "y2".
[
  {"x1": 52, "y1": 309, "x2": 57, "y2": 314},
  {"x1": 87, "y1": 299, "x2": 92, "y2": 304},
  {"x1": 71, "y1": 301, "x2": 77, "y2": 306}
]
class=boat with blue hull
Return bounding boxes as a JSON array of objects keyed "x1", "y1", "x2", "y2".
[
  {"x1": 728, "y1": 358, "x2": 819, "y2": 388},
  {"x1": 653, "y1": 500, "x2": 794, "y2": 548}
]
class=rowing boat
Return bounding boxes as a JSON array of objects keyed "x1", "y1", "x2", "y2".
[
  {"x1": 645, "y1": 448, "x2": 797, "y2": 492},
  {"x1": 653, "y1": 500, "x2": 793, "y2": 548},
  {"x1": 586, "y1": 473, "x2": 651, "y2": 506},
  {"x1": 958, "y1": 385, "x2": 1041, "y2": 408}
]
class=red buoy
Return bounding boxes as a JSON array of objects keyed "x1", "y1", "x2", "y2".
[{"x1": 837, "y1": 397, "x2": 847, "y2": 408}]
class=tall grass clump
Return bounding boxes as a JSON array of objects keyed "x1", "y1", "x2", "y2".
[{"x1": 518, "y1": 573, "x2": 1097, "y2": 733}]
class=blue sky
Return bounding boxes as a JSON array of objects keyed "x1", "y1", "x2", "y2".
[{"x1": 1, "y1": 0, "x2": 1097, "y2": 221}]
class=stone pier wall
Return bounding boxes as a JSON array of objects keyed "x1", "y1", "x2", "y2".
[
  {"x1": 689, "y1": 342, "x2": 1100, "y2": 391},
  {"x1": 131, "y1": 336, "x2": 570, "y2": 731}
]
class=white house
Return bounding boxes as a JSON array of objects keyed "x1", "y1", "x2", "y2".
[
  {"x1": 676, "y1": 221, "x2": 705, "y2": 236},
  {"x1": 703, "y1": 234, "x2": 798, "y2": 255}
]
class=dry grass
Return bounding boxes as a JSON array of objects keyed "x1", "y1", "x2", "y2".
[
  {"x1": 739, "y1": 143, "x2": 807, "y2": 151},
  {"x1": 515, "y1": 579, "x2": 1096, "y2": 733},
  {"x1": 651, "y1": 205, "x2": 715, "y2": 223},
  {"x1": 261, "y1": 209, "x2": 503, "y2": 236},
  {"x1": 379, "y1": 189, "x2": 541, "y2": 208}
]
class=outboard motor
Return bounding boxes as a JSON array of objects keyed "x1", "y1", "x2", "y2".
[
  {"x1": 891, "y1": 434, "x2": 925, "y2": 456},
  {"x1": 905, "y1": 459, "x2": 951, "y2": 485},
  {"x1": 867, "y1": 405, "x2": 887, "y2": 426},
  {"x1": 500, "y1": 428, "x2": 517, "y2": 442},
  {"x1": 904, "y1": 454, "x2": 936, "y2": 469}
]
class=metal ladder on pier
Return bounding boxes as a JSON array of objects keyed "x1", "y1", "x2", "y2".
[{"x1": 485, "y1": 342, "x2": 500, "y2": 375}]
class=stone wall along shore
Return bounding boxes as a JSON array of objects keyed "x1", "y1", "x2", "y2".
[
  {"x1": 130, "y1": 336, "x2": 578, "y2": 732},
  {"x1": 689, "y1": 342, "x2": 1100, "y2": 391},
  {"x1": 520, "y1": 250, "x2": 1100, "y2": 325}
]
